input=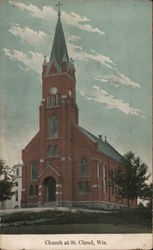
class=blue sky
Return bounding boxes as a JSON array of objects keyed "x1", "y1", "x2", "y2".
[{"x1": 0, "y1": 0, "x2": 152, "y2": 175}]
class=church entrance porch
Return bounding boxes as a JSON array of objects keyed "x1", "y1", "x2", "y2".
[{"x1": 43, "y1": 177, "x2": 56, "y2": 202}]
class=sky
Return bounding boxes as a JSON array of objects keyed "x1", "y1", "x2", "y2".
[{"x1": 0, "y1": 0, "x2": 152, "y2": 176}]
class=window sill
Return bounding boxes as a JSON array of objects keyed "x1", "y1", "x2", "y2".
[
  {"x1": 45, "y1": 155, "x2": 61, "y2": 159},
  {"x1": 46, "y1": 105, "x2": 61, "y2": 109},
  {"x1": 46, "y1": 137, "x2": 61, "y2": 140}
]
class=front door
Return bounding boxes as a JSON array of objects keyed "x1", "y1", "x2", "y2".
[{"x1": 44, "y1": 177, "x2": 56, "y2": 202}]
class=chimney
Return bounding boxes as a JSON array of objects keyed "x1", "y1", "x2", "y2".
[
  {"x1": 99, "y1": 135, "x2": 102, "y2": 140},
  {"x1": 42, "y1": 55, "x2": 47, "y2": 75},
  {"x1": 105, "y1": 136, "x2": 107, "y2": 142}
]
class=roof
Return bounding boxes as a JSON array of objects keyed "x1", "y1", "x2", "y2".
[
  {"x1": 49, "y1": 16, "x2": 69, "y2": 68},
  {"x1": 78, "y1": 126, "x2": 123, "y2": 163}
]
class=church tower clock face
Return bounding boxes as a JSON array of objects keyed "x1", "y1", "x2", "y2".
[{"x1": 50, "y1": 87, "x2": 57, "y2": 95}]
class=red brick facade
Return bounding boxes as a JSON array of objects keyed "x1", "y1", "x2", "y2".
[{"x1": 21, "y1": 13, "x2": 136, "y2": 209}]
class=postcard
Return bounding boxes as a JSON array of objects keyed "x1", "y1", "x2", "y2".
[{"x1": 0, "y1": 0, "x2": 152, "y2": 249}]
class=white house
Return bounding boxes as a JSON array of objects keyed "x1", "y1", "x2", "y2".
[{"x1": 0, "y1": 164, "x2": 23, "y2": 209}]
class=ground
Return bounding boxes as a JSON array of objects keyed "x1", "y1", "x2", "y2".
[{"x1": 0, "y1": 207, "x2": 152, "y2": 234}]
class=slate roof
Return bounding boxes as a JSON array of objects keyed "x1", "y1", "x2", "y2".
[
  {"x1": 49, "y1": 16, "x2": 69, "y2": 68},
  {"x1": 78, "y1": 126, "x2": 123, "y2": 163}
]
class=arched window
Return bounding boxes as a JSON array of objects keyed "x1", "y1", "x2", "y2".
[
  {"x1": 47, "y1": 145, "x2": 52, "y2": 157},
  {"x1": 29, "y1": 185, "x2": 34, "y2": 196},
  {"x1": 32, "y1": 162, "x2": 38, "y2": 180},
  {"x1": 79, "y1": 182, "x2": 83, "y2": 193},
  {"x1": 55, "y1": 144, "x2": 60, "y2": 156},
  {"x1": 103, "y1": 165, "x2": 107, "y2": 193},
  {"x1": 85, "y1": 181, "x2": 90, "y2": 193},
  {"x1": 15, "y1": 190, "x2": 18, "y2": 201},
  {"x1": 35, "y1": 184, "x2": 38, "y2": 196},
  {"x1": 49, "y1": 115, "x2": 58, "y2": 138},
  {"x1": 47, "y1": 96, "x2": 51, "y2": 107},
  {"x1": 51, "y1": 95, "x2": 56, "y2": 106},
  {"x1": 81, "y1": 158, "x2": 87, "y2": 177}
]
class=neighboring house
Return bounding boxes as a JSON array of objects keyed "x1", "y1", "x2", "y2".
[
  {"x1": 21, "y1": 8, "x2": 137, "y2": 209},
  {"x1": 0, "y1": 164, "x2": 22, "y2": 209}
]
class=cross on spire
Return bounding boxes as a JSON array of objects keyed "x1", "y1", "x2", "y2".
[{"x1": 56, "y1": 0, "x2": 63, "y2": 17}]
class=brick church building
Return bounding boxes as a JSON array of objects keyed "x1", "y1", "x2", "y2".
[{"x1": 21, "y1": 6, "x2": 136, "y2": 209}]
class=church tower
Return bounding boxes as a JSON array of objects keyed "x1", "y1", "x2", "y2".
[
  {"x1": 22, "y1": 3, "x2": 79, "y2": 207},
  {"x1": 38, "y1": 4, "x2": 79, "y2": 206}
]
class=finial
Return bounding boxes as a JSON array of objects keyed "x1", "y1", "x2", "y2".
[
  {"x1": 43, "y1": 55, "x2": 47, "y2": 65},
  {"x1": 56, "y1": 0, "x2": 63, "y2": 17}
]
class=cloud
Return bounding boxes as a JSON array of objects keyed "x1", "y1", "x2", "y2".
[
  {"x1": 95, "y1": 69, "x2": 140, "y2": 89},
  {"x1": 115, "y1": 70, "x2": 140, "y2": 88},
  {"x1": 68, "y1": 34, "x2": 81, "y2": 42},
  {"x1": 9, "y1": 1, "x2": 104, "y2": 36},
  {"x1": 79, "y1": 85, "x2": 144, "y2": 118},
  {"x1": 9, "y1": 23, "x2": 48, "y2": 47},
  {"x1": 9, "y1": 0, "x2": 53, "y2": 19},
  {"x1": 63, "y1": 11, "x2": 104, "y2": 35},
  {"x1": 68, "y1": 42, "x2": 113, "y2": 68},
  {"x1": 3, "y1": 48, "x2": 43, "y2": 74}
]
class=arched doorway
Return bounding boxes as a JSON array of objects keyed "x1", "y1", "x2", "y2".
[{"x1": 43, "y1": 177, "x2": 56, "y2": 202}]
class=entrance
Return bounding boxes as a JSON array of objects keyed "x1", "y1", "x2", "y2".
[{"x1": 44, "y1": 177, "x2": 56, "y2": 202}]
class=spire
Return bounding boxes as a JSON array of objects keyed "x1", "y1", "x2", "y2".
[
  {"x1": 56, "y1": 0, "x2": 62, "y2": 17},
  {"x1": 49, "y1": 1, "x2": 69, "y2": 68}
]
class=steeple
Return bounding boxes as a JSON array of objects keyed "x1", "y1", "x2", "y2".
[{"x1": 49, "y1": 1, "x2": 69, "y2": 69}]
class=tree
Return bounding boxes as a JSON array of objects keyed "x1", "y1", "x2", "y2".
[
  {"x1": 140, "y1": 183, "x2": 152, "y2": 209},
  {"x1": 0, "y1": 159, "x2": 15, "y2": 202},
  {"x1": 110, "y1": 151, "x2": 151, "y2": 208}
]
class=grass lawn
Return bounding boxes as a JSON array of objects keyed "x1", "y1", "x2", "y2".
[
  {"x1": 0, "y1": 208, "x2": 152, "y2": 234},
  {"x1": 1, "y1": 223, "x2": 151, "y2": 234}
]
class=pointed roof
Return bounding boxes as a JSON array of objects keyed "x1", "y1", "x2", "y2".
[
  {"x1": 50, "y1": 15, "x2": 69, "y2": 68},
  {"x1": 77, "y1": 126, "x2": 124, "y2": 163}
]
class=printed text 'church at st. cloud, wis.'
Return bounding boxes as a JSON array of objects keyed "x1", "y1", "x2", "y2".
[{"x1": 21, "y1": 4, "x2": 137, "y2": 209}]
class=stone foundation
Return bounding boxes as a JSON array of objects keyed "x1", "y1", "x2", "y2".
[
  {"x1": 22, "y1": 200, "x2": 128, "y2": 209},
  {"x1": 72, "y1": 201, "x2": 127, "y2": 209}
]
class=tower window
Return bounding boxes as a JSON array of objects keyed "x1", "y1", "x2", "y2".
[
  {"x1": 47, "y1": 145, "x2": 52, "y2": 157},
  {"x1": 56, "y1": 94, "x2": 60, "y2": 105},
  {"x1": 51, "y1": 95, "x2": 56, "y2": 106},
  {"x1": 49, "y1": 115, "x2": 58, "y2": 138},
  {"x1": 47, "y1": 96, "x2": 51, "y2": 107},
  {"x1": 79, "y1": 182, "x2": 83, "y2": 193},
  {"x1": 81, "y1": 158, "x2": 87, "y2": 177},
  {"x1": 31, "y1": 162, "x2": 38, "y2": 180},
  {"x1": 29, "y1": 185, "x2": 34, "y2": 196},
  {"x1": 55, "y1": 144, "x2": 60, "y2": 156}
]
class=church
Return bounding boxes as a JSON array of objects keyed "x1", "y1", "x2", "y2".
[{"x1": 21, "y1": 5, "x2": 136, "y2": 209}]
